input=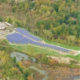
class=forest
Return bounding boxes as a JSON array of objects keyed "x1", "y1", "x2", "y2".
[{"x1": 0, "y1": 0, "x2": 80, "y2": 80}]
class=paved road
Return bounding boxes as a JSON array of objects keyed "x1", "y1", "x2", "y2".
[{"x1": 7, "y1": 28, "x2": 71, "y2": 53}]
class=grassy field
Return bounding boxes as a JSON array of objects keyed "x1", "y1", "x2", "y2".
[
  {"x1": 10, "y1": 44, "x2": 80, "y2": 62},
  {"x1": 0, "y1": 39, "x2": 80, "y2": 69}
]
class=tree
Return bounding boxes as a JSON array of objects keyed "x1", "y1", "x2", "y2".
[{"x1": 76, "y1": 25, "x2": 80, "y2": 38}]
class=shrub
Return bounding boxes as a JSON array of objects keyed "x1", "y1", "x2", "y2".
[{"x1": 0, "y1": 17, "x2": 3, "y2": 22}]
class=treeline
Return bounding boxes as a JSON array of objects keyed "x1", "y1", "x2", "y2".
[{"x1": 0, "y1": 0, "x2": 80, "y2": 46}]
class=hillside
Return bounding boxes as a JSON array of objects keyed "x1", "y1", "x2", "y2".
[
  {"x1": 0, "y1": 0, "x2": 80, "y2": 80},
  {"x1": 0, "y1": 0, "x2": 80, "y2": 47}
]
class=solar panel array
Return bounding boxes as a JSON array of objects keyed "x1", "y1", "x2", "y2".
[{"x1": 7, "y1": 28, "x2": 70, "y2": 52}]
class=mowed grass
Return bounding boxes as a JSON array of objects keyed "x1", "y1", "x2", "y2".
[
  {"x1": 10, "y1": 44, "x2": 60, "y2": 56},
  {"x1": 10, "y1": 44, "x2": 80, "y2": 62}
]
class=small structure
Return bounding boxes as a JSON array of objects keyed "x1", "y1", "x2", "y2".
[
  {"x1": 0, "y1": 22, "x2": 14, "y2": 39},
  {"x1": 5, "y1": 22, "x2": 12, "y2": 26},
  {"x1": 0, "y1": 22, "x2": 13, "y2": 30}
]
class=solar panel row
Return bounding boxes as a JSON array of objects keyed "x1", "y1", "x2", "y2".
[
  {"x1": 7, "y1": 33, "x2": 32, "y2": 44},
  {"x1": 16, "y1": 28, "x2": 41, "y2": 41}
]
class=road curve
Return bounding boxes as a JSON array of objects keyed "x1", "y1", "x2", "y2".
[{"x1": 7, "y1": 28, "x2": 71, "y2": 53}]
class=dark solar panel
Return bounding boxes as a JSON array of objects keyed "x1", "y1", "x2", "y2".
[
  {"x1": 16, "y1": 28, "x2": 41, "y2": 41},
  {"x1": 32, "y1": 42, "x2": 70, "y2": 52},
  {"x1": 7, "y1": 33, "x2": 30, "y2": 44}
]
